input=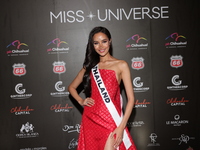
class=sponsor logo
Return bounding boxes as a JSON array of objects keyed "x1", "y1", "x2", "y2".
[
  {"x1": 50, "y1": 104, "x2": 73, "y2": 113},
  {"x1": 170, "y1": 55, "x2": 183, "y2": 68},
  {"x1": 47, "y1": 38, "x2": 69, "y2": 54},
  {"x1": 68, "y1": 138, "x2": 78, "y2": 149},
  {"x1": 53, "y1": 61, "x2": 66, "y2": 74},
  {"x1": 6, "y1": 40, "x2": 29, "y2": 56},
  {"x1": 50, "y1": 81, "x2": 69, "y2": 97},
  {"x1": 10, "y1": 106, "x2": 34, "y2": 115},
  {"x1": 20, "y1": 147, "x2": 47, "y2": 150},
  {"x1": 147, "y1": 133, "x2": 160, "y2": 146},
  {"x1": 166, "y1": 114, "x2": 189, "y2": 126},
  {"x1": 172, "y1": 134, "x2": 195, "y2": 145},
  {"x1": 126, "y1": 34, "x2": 148, "y2": 50},
  {"x1": 13, "y1": 63, "x2": 26, "y2": 76},
  {"x1": 165, "y1": 32, "x2": 187, "y2": 48},
  {"x1": 63, "y1": 124, "x2": 80, "y2": 133},
  {"x1": 131, "y1": 57, "x2": 145, "y2": 70},
  {"x1": 10, "y1": 83, "x2": 32, "y2": 99},
  {"x1": 16, "y1": 122, "x2": 39, "y2": 138},
  {"x1": 133, "y1": 77, "x2": 149, "y2": 92},
  {"x1": 134, "y1": 99, "x2": 151, "y2": 108},
  {"x1": 127, "y1": 121, "x2": 145, "y2": 127},
  {"x1": 166, "y1": 97, "x2": 189, "y2": 106},
  {"x1": 167, "y1": 75, "x2": 188, "y2": 91},
  {"x1": 50, "y1": 6, "x2": 169, "y2": 23}
]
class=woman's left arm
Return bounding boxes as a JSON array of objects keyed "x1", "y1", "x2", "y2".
[
  {"x1": 119, "y1": 60, "x2": 135, "y2": 129},
  {"x1": 112, "y1": 60, "x2": 135, "y2": 147}
]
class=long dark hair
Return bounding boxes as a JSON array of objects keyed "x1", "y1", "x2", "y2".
[{"x1": 83, "y1": 26, "x2": 113, "y2": 97}]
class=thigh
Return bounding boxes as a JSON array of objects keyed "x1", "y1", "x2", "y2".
[{"x1": 104, "y1": 133, "x2": 115, "y2": 150}]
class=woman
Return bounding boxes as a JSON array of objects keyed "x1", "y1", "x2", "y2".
[{"x1": 68, "y1": 26, "x2": 137, "y2": 150}]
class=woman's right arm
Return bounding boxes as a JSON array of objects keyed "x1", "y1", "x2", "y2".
[{"x1": 68, "y1": 68, "x2": 86, "y2": 106}]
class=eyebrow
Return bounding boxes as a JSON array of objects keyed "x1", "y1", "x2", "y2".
[{"x1": 93, "y1": 39, "x2": 108, "y2": 42}]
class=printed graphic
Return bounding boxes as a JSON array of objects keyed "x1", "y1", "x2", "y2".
[
  {"x1": 16, "y1": 122, "x2": 39, "y2": 138},
  {"x1": 134, "y1": 99, "x2": 151, "y2": 108},
  {"x1": 133, "y1": 77, "x2": 149, "y2": 92},
  {"x1": 50, "y1": 104, "x2": 73, "y2": 113},
  {"x1": 47, "y1": 38, "x2": 69, "y2": 54},
  {"x1": 127, "y1": 121, "x2": 145, "y2": 127},
  {"x1": 172, "y1": 134, "x2": 195, "y2": 145},
  {"x1": 6, "y1": 40, "x2": 29, "y2": 56},
  {"x1": 170, "y1": 55, "x2": 183, "y2": 68},
  {"x1": 53, "y1": 61, "x2": 66, "y2": 74},
  {"x1": 131, "y1": 57, "x2": 145, "y2": 70},
  {"x1": 126, "y1": 34, "x2": 148, "y2": 50},
  {"x1": 50, "y1": 6, "x2": 169, "y2": 23},
  {"x1": 20, "y1": 147, "x2": 47, "y2": 150},
  {"x1": 147, "y1": 133, "x2": 160, "y2": 146},
  {"x1": 13, "y1": 63, "x2": 26, "y2": 76},
  {"x1": 166, "y1": 114, "x2": 189, "y2": 126},
  {"x1": 50, "y1": 81, "x2": 69, "y2": 97},
  {"x1": 166, "y1": 97, "x2": 189, "y2": 106},
  {"x1": 10, "y1": 106, "x2": 34, "y2": 115},
  {"x1": 165, "y1": 32, "x2": 187, "y2": 48},
  {"x1": 63, "y1": 124, "x2": 80, "y2": 133},
  {"x1": 10, "y1": 83, "x2": 32, "y2": 99},
  {"x1": 68, "y1": 138, "x2": 78, "y2": 149},
  {"x1": 167, "y1": 75, "x2": 188, "y2": 91}
]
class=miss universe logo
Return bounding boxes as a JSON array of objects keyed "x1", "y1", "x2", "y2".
[{"x1": 50, "y1": 6, "x2": 169, "y2": 23}]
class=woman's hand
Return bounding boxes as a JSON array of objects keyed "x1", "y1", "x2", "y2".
[
  {"x1": 80, "y1": 97, "x2": 95, "y2": 107},
  {"x1": 111, "y1": 126, "x2": 124, "y2": 148}
]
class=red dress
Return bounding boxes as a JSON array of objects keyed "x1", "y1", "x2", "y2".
[{"x1": 77, "y1": 69, "x2": 137, "y2": 150}]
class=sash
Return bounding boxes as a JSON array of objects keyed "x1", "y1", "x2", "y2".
[{"x1": 91, "y1": 65, "x2": 132, "y2": 149}]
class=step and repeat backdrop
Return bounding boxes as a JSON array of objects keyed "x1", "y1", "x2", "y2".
[{"x1": 0, "y1": 0, "x2": 199, "y2": 150}]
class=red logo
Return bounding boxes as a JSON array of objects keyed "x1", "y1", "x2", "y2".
[
  {"x1": 13, "y1": 63, "x2": 26, "y2": 76},
  {"x1": 134, "y1": 99, "x2": 151, "y2": 108},
  {"x1": 166, "y1": 97, "x2": 189, "y2": 106},
  {"x1": 53, "y1": 61, "x2": 66, "y2": 74},
  {"x1": 131, "y1": 57, "x2": 145, "y2": 70},
  {"x1": 170, "y1": 55, "x2": 183, "y2": 68},
  {"x1": 10, "y1": 106, "x2": 34, "y2": 115}
]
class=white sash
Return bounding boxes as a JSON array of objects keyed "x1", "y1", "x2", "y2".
[{"x1": 91, "y1": 65, "x2": 132, "y2": 149}]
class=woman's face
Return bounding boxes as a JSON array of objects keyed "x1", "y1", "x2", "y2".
[{"x1": 93, "y1": 32, "x2": 111, "y2": 57}]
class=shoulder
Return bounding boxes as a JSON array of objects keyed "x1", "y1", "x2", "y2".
[
  {"x1": 111, "y1": 59, "x2": 130, "y2": 74},
  {"x1": 115, "y1": 59, "x2": 129, "y2": 70}
]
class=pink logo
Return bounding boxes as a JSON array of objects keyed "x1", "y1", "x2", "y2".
[
  {"x1": 47, "y1": 38, "x2": 68, "y2": 52},
  {"x1": 165, "y1": 33, "x2": 186, "y2": 41},
  {"x1": 165, "y1": 33, "x2": 187, "y2": 47},
  {"x1": 126, "y1": 34, "x2": 148, "y2": 50},
  {"x1": 126, "y1": 34, "x2": 147, "y2": 43},
  {"x1": 6, "y1": 40, "x2": 29, "y2": 55},
  {"x1": 7, "y1": 40, "x2": 28, "y2": 49}
]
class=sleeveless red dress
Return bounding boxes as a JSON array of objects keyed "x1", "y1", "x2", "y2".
[{"x1": 77, "y1": 69, "x2": 137, "y2": 150}]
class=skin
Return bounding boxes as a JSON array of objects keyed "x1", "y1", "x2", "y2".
[{"x1": 68, "y1": 32, "x2": 135, "y2": 150}]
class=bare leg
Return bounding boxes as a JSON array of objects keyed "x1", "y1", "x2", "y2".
[{"x1": 104, "y1": 133, "x2": 115, "y2": 150}]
